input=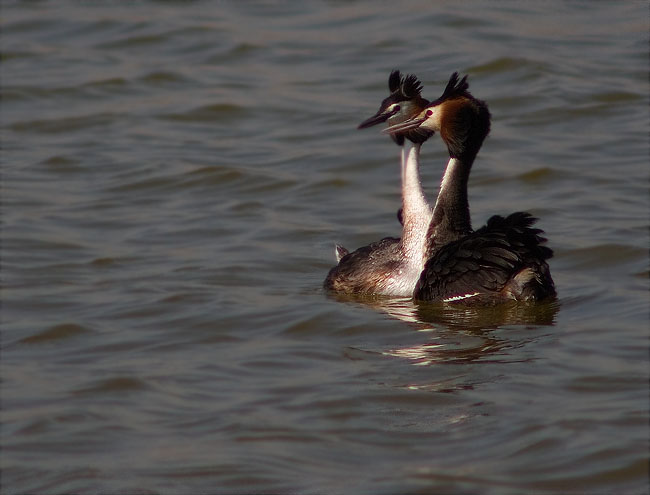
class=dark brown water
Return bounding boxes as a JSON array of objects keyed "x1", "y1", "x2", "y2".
[{"x1": 3, "y1": 2, "x2": 648, "y2": 493}]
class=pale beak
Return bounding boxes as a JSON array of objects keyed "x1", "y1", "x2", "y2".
[{"x1": 381, "y1": 116, "x2": 426, "y2": 135}]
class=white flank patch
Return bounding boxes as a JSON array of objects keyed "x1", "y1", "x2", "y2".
[{"x1": 443, "y1": 292, "x2": 480, "y2": 303}]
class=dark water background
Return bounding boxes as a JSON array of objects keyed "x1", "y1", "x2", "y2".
[{"x1": 2, "y1": 1, "x2": 649, "y2": 493}]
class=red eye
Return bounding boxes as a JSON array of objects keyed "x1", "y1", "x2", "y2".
[{"x1": 426, "y1": 109, "x2": 433, "y2": 117}]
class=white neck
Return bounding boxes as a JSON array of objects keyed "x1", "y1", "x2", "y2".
[
  {"x1": 380, "y1": 141, "x2": 433, "y2": 296},
  {"x1": 400, "y1": 146, "x2": 407, "y2": 187},
  {"x1": 437, "y1": 157, "x2": 461, "y2": 202},
  {"x1": 399, "y1": 140, "x2": 432, "y2": 262}
]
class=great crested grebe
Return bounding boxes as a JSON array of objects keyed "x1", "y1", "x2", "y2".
[
  {"x1": 384, "y1": 72, "x2": 556, "y2": 304},
  {"x1": 323, "y1": 71, "x2": 434, "y2": 296}
]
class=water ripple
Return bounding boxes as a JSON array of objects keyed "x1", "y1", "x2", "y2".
[
  {"x1": 3, "y1": 2, "x2": 647, "y2": 494},
  {"x1": 19, "y1": 323, "x2": 92, "y2": 344}
]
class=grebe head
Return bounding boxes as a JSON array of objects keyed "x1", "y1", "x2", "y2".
[
  {"x1": 358, "y1": 70, "x2": 433, "y2": 145},
  {"x1": 383, "y1": 72, "x2": 491, "y2": 159}
]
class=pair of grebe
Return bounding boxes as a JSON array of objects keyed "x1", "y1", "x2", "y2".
[{"x1": 324, "y1": 71, "x2": 555, "y2": 304}]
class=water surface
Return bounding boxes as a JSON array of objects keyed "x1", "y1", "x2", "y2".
[{"x1": 2, "y1": 2, "x2": 648, "y2": 493}]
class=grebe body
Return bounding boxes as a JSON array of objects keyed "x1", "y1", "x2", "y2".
[
  {"x1": 324, "y1": 71, "x2": 433, "y2": 296},
  {"x1": 385, "y1": 72, "x2": 556, "y2": 304}
]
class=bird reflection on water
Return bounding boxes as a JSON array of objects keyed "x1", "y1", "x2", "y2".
[{"x1": 330, "y1": 292, "x2": 559, "y2": 366}]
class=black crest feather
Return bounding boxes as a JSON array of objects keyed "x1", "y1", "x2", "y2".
[
  {"x1": 438, "y1": 72, "x2": 470, "y2": 102},
  {"x1": 388, "y1": 70, "x2": 423, "y2": 99},
  {"x1": 401, "y1": 73, "x2": 424, "y2": 99},
  {"x1": 388, "y1": 70, "x2": 401, "y2": 93}
]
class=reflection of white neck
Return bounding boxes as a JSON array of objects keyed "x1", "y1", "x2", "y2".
[{"x1": 400, "y1": 140, "x2": 432, "y2": 262}]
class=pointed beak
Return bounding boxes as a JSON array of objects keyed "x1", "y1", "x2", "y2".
[
  {"x1": 358, "y1": 107, "x2": 400, "y2": 129},
  {"x1": 381, "y1": 116, "x2": 426, "y2": 135},
  {"x1": 357, "y1": 111, "x2": 389, "y2": 129}
]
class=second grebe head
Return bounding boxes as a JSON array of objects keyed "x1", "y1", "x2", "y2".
[
  {"x1": 358, "y1": 70, "x2": 433, "y2": 145},
  {"x1": 383, "y1": 72, "x2": 491, "y2": 159}
]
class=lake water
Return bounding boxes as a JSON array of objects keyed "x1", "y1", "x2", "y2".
[{"x1": 2, "y1": 2, "x2": 649, "y2": 493}]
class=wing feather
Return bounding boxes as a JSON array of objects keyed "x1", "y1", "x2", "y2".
[{"x1": 415, "y1": 212, "x2": 555, "y2": 302}]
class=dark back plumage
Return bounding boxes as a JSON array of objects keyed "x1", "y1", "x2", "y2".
[
  {"x1": 414, "y1": 212, "x2": 556, "y2": 304},
  {"x1": 324, "y1": 237, "x2": 401, "y2": 294}
]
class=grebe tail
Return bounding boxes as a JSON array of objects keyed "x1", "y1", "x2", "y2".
[{"x1": 335, "y1": 244, "x2": 349, "y2": 263}]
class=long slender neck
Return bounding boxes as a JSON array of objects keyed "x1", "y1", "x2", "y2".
[
  {"x1": 426, "y1": 155, "x2": 473, "y2": 253},
  {"x1": 399, "y1": 140, "x2": 432, "y2": 261},
  {"x1": 426, "y1": 96, "x2": 490, "y2": 255}
]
